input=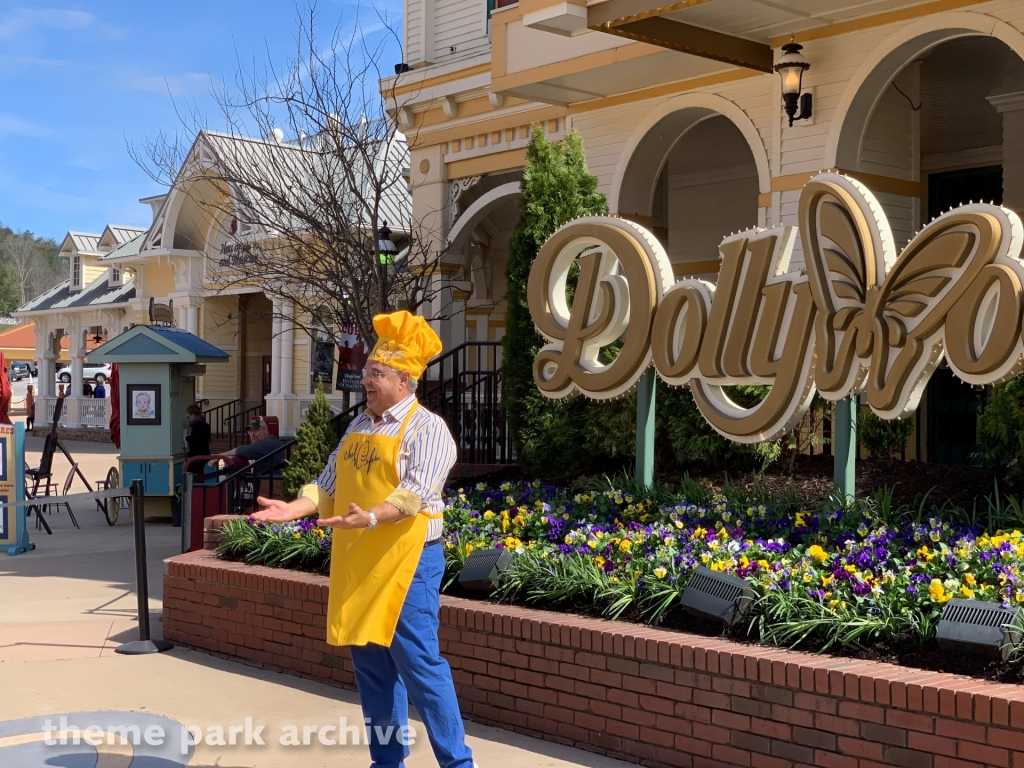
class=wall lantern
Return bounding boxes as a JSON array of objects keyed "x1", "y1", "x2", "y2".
[
  {"x1": 775, "y1": 42, "x2": 813, "y2": 126},
  {"x1": 378, "y1": 221, "x2": 397, "y2": 266}
]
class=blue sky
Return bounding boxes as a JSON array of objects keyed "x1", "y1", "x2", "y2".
[{"x1": 0, "y1": 1, "x2": 403, "y2": 242}]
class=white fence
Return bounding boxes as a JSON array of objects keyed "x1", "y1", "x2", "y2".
[{"x1": 35, "y1": 396, "x2": 109, "y2": 430}]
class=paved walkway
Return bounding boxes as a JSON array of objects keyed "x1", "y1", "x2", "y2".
[{"x1": 0, "y1": 442, "x2": 630, "y2": 767}]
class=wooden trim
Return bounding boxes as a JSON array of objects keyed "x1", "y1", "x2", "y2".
[
  {"x1": 771, "y1": 169, "x2": 923, "y2": 198},
  {"x1": 567, "y1": 67, "x2": 761, "y2": 114},
  {"x1": 757, "y1": 192, "x2": 772, "y2": 208},
  {"x1": 591, "y1": 16, "x2": 773, "y2": 73},
  {"x1": 767, "y1": 0, "x2": 991, "y2": 48},
  {"x1": 465, "y1": 305, "x2": 496, "y2": 315},
  {"x1": 491, "y1": 39, "x2": 663, "y2": 94},
  {"x1": 673, "y1": 259, "x2": 720, "y2": 276},
  {"x1": 447, "y1": 147, "x2": 529, "y2": 177},
  {"x1": 585, "y1": 0, "x2": 714, "y2": 27},
  {"x1": 410, "y1": 105, "x2": 566, "y2": 148},
  {"x1": 389, "y1": 63, "x2": 492, "y2": 97}
]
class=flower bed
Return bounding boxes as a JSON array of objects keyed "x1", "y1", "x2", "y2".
[
  {"x1": 166, "y1": 547, "x2": 1024, "y2": 768},
  {"x1": 216, "y1": 479, "x2": 1024, "y2": 677}
]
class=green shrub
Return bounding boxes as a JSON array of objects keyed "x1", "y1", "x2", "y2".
[
  {"x1": 281, "y1": 385, "x2": 338, "y2": 499},
  {"x1": 502, "y1": 125, "x2": 610, "y2": 473},
  {"x1": 976, "y1": 375, "x2": 1024, "y2": 473},
  {"x1": 858, "y1": 407, "x2": 914, "y2": 459}
]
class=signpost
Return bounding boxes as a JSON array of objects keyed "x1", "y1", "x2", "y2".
[
  {"x1": 2, "y1": 423, "x2": 32, "y2": 555},
  {"x1": 635, "y1": 369, "x2": 655, "y2": 487}
]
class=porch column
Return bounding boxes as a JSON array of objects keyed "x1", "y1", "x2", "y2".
[
  {"x1": 988, "y1": 92, "x2": 1024, "y2": 215},
  {"x1": 38, "y1": 326, "x2": 55, "y2": 398},
  {"x1": 279, "y1": 300, "x2": 294, "y2": 397},
  {"x1": 270, "y1": 300, "x2": 283, "y2": 396},
  {"x1": 68, "y1": 327, "x2": 84, "y2": 427},
  {"x1": 186, "y1": 303, "x2": 199, "y2": 335}
]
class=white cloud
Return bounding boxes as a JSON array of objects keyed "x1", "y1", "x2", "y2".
[
  {"x1": 0, "y1": 7, "x2": 128, "y2": 40},
  {"x1": 0, "y1": 113, "x2": 52, "y2": 139}
]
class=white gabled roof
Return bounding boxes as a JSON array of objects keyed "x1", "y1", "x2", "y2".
[{"x1": 61, "y1": 231, "x2": 102, "y2": 255}]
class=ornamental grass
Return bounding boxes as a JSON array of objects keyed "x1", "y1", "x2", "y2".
[{"x1": 216, "y1": 477, "x2": 1024, "y2": 658}]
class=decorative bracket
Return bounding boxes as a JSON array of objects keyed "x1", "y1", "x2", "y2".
[{"x1": 450, "y1": 177, "x2": 481, "y2": 227}]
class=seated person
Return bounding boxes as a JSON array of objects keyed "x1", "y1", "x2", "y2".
[{"x1": 206, "y1": 416, "x2": 283, "y2": 475}]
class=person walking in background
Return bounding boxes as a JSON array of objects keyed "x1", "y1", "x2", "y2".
[
  {"x1": 185, "y1": 404, "x2": 211, "y2": 458},
  {"x1": 25, "y1": 384, "x2": 34, "y2": 430},
  {"x1": 82, "y1": 380, "x2": 93, "y2": 398},
  {"x1": 93, "y1": 381, "x2": 106, "y2": 399}
]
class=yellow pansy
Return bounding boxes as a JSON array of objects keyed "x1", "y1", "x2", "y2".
[
  {"x1": 654, "y1": 566, "x2": 668, "y2": 579},
  {"x1": 807, "y1": 545, "x2": 827, "y2": 563}
]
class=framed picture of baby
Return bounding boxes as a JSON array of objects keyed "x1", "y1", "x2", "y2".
[{"x1": 126, "y1": 384, "x2": 161, "y2": 426}]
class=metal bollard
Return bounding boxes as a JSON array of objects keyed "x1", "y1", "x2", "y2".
[{"x1": 115, "y1": 479, "x2": 173, "y2": 655}]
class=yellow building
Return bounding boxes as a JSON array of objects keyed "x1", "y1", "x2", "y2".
[{"x1": 387, "y1": 0, "x2": 1024, "y2": 464}]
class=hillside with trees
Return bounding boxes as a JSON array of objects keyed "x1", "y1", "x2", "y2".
[{"x1": 0, "y1": 224, "x2": 65, "y2": 316}]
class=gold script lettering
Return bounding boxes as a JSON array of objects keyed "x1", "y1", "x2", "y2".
[{"x1": 527, "y1": 173, "x2": 1024, "y2": 442}]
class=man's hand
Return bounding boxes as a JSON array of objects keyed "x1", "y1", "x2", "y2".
[
  {"x1": 317, "y1": 503, "x2": 371, "y2": 530},
  {"x1": 251, "y1": 496, "x2": 314, "y2": 523}
]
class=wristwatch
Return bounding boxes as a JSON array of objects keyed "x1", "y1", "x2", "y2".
[{"x1": 366, "y1": 511, "x2": 378, "y2": 531}]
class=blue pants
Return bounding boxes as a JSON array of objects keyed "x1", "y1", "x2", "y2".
[{"x1": 350, "y1": 542, "x2": 474, "y2": 768}]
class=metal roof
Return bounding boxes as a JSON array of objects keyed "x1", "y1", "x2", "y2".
[
  {"x1": 14, "y1": 273, "x2": 135, "y2": 314},
  {"x1": 63, "y1": 232, "x2": 102, "y2": 254},
  {"x1": 88, "y1": 325, "x2": 229, "y2": 365},
  {"x1": 99, "y1": 232, "x2": 146, "y2": 262},
  {"x1": 146, "y1": 326, "x2": 228, "y2": 360},
  {"x1": 141, "y1": 127, "x2": 411, "y2": 252},
  {"x1": 105, "y1": 225, "x2": 147, "y2": 246}
]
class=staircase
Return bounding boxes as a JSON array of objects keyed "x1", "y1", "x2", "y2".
[{"x1": 420, "y1": 341, "x2": 513, "y2": 472}]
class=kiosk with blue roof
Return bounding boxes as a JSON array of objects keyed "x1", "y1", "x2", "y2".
[{"x1": 87, "y1": 326, "x2": 228, "y2": 520}]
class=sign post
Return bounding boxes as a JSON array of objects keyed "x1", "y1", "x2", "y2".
[
  {"x1": 833, "y1": 397, "x2": 857, "y2": 501},
  {"x1": 635, "y1": 369, "x2": 655, "y2": 487},
  {"x1": 3, "y1": 423, "x2": 32, "y2": 556}
]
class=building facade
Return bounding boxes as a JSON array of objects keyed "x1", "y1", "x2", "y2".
[
  {"x1": 387, "y1": 0, "x2": 1024, "y2": 463},
  {"x1": 14, "y1": 129, "x2": 413, "y2": 437}
]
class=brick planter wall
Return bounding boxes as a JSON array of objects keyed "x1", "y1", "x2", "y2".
[{"x1": 164, "y1": 549, "x2": 1024, "y2": 768}]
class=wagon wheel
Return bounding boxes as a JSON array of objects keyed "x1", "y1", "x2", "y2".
[{"x1": 103, "y1": 466, "x2": 120, "y2": 526}]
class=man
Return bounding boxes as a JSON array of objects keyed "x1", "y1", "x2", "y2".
[
  {"x1": 207, "y1": 416, "x2": 283, "y2": 472},
  {"x1": 252, "y1": 311, "x2": 475, "y2": 768}
]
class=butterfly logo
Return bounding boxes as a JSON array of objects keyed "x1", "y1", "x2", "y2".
[{"x1": 801, "y1": 173, "x2": 1024, "y2": 419}]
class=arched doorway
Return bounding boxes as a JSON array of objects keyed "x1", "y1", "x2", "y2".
[
  {"x1": 831, "y1": 28, "x2": 1024, "y2": 464},
  {"x1": 616, "y1": 105, "x2": 764, "y2": 279}
]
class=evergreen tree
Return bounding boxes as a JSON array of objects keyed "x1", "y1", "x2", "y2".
[
  {"x1": 281, "y1": 385, "x2": 338, "y2": 500},
  {"x1": 502, "y1": 127, "x2": 746, "y2": 476},
  {"x1": 503, "y1": 126, "x2": 609, "y2": 472}
]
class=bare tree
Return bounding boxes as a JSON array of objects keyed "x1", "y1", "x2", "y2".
[
  {"x1": 130, "y1": 5, "x2": 445, "y2": 347},
  {"x1": 1, "y1": 229, "x2": 63, "y2": 305}
]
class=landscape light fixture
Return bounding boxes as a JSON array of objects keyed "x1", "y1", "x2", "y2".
[
  {"x1": 458, "y1": 548, "x2": 511, "y2": 593},
  {"x1": 378, "y1": 222, "x2": 397, "y2": 266},
  {"x1": 775, "y1": 42, "x2": 813, "y2": 126}
]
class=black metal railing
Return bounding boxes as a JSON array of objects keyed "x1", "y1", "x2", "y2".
[
  {"x1": 186, "y1": 403, "x2": 364, "y2": 531},
  {"x1": 421, "y1": 341, "x2": 512, "y2": 465},
  {"x1": 204, "y1": 399, "x2": 242, "y2": 439}
]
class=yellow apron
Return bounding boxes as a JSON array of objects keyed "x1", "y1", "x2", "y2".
[{"x1": 325, "y1": 400, "x2": 443, "y2": 647}]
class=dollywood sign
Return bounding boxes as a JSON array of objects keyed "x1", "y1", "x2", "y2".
[{"x1": 527, "y1": 173, "x2": 1024, "y2": 444}]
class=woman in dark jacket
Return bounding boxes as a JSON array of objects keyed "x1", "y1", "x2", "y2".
[{"x1": 185, "y1": 404, "x2": 212, "y2": 457}]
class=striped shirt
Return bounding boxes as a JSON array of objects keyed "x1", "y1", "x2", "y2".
[{"x1": 308, "y1": 394, "x2": 456, "y2": 542}]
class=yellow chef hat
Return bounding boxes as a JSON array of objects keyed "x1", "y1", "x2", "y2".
[{"x1": 369, "y1": 310, "x2": 442, "y2": 379}]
